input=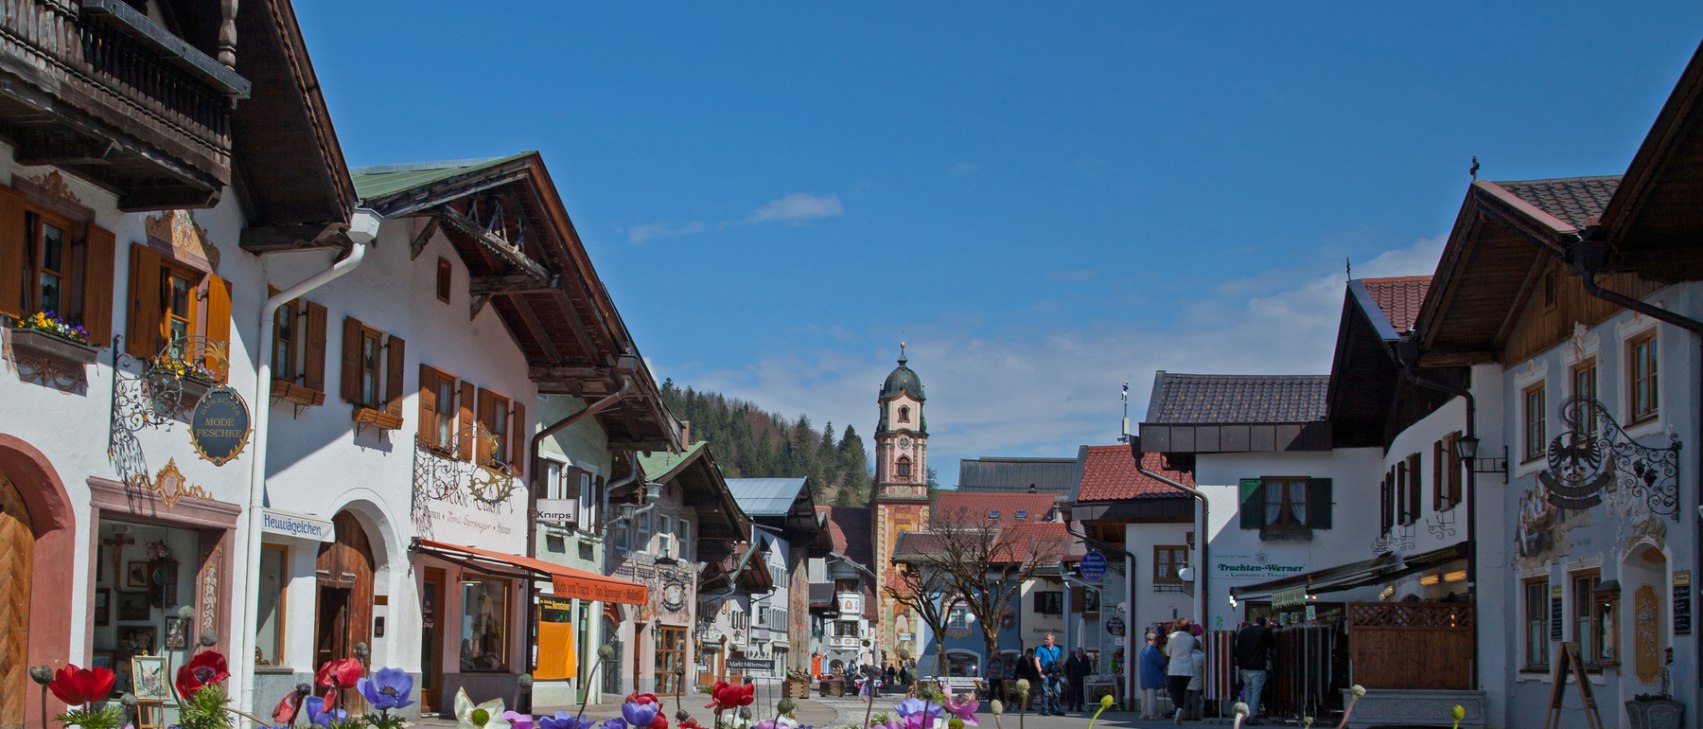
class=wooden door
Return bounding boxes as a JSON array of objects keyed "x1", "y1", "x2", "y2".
[
  {"x1": 420, "y1": 570, "x2": 444, "y2": 712},
  {"x1": 316, "y1": 512, "x2": 373, "y2": 711},
  {"x1": 0, "y1": 474, "x2": 32, "y2": 729}
]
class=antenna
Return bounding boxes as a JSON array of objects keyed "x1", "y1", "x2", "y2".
[{"x1": 1119, "y1": 381, "x2": 1130, "y2": 443}]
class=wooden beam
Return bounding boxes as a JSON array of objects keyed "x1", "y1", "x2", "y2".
[
  {"x1": 240, "y1": 221, "x2": 351, "y2": 252},
  {"x1": 511, "y1": 297, "x2": 561, "y2": 364},
  {"x1": 546, "y1": 290, "x2": 601, "y2": 362},
  {"x1": 529, "y1": 365, "x2": 607, "y2": 380},
  {"x1": 470, "y1": 294, "x2": 490, "y2": 320},
  {"x1": 470, "y1": 272, "x2": 559, "y2": 296},
  {"x1": 409, "y1": 216, "x2": 441, "y2": 260},
  {"x1": 1418, "y1": 351, "x2": 1497, "y2": 368},
  {"x1": 14, "y1": 135, "x2": 119, "y2": 166}
]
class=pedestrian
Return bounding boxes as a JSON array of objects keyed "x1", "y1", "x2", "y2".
[
  {"x1": 1166, "y1": 618, "x2": 1198, "y2": 725},
  {"x1": 885, "y1": 663, "x2": 896, "y2": 689},
  {"x1": 1233, "y1": 615, "x2": 1276, "y2": 725},
  {"x1": 1064, "y1": 647, "x2": 1091, "y2": 712},
  {"x1": 1185, "y1": 645, "x2": 1205, "y2": 720},
  {"x1": 1015, "y1": 647, "x2": 1041, "y2": 712},
  {"x1": 986, "y1": 653, "x2": 1006, "y2": 702},
  {"x1": 1034, "y1": 632, "x2": 1064, "y2": 716},
  {"x1": 1138, "y1": 632, "x2": 1168, "y2": 720}
]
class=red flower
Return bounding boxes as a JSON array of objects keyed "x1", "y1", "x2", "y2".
[
  {"x1": 707, "y1": 681, "x2": 754, "y2": 710},
  {"x1": 626, "y1": 692, "x2": 660, "y2": 705},
  {"x1": 272, "y1": 689, "x2": 305, "y2": 725},
  {"x1": 175, "y1": 651, "x2": 230, "y2": 698},
  {"x1": 48, "y1": 665, "x2": 116, "y2": 705},
  {"x1": 316, "y1": 658, "x2": 364, "y2": 690},
  {"x1": 704, "y1": 681, "x2": 730, "y2": 709},
  {"x1": 649, "y1": 715, "x2": 669, "y2": 729}
]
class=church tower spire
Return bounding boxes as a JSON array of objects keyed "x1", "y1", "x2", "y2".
[{"x1": 871, "y1": 342, "x2": 930, "y2": 665}]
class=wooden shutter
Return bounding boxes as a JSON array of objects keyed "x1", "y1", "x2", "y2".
[
  {"x1": 1238, "y1": 478, "x2": 1263, "y2": 529},
  {"x1": 384, "y1": 334, "x2": 406, "y2": 419},
  {"x1": 1308, "y1": 478, "x2": 1332, "y2": 529},
  {"x1": 1446, "y1": 432, "x2": 1463, "y2": 506},
  {"x1": 204, "y1": 274, "x2": 231, "y2": 382},
  {"x1": 1380, "y1": 473, "x2": 1392, "y2": 532},
  {"x1": 457, "y1": 381, "x2": 476, "y2": 461},
  {"x1": 1432, "y1": 440, "x2": 1444, "y2": 511},
  {"x1": 510, "y1": 400, "x2": 526, "y2": 478},
  {"x1": 80, "y1": 224, "x2": 115, "y2": 345},
  {"x1": 1406, "y1": 453, "x2": 1422, "y2": 522},
  {"x1": 0, "y1": 185, "x2": 25, "y2": 319},
  {"x1": 303, "y1": 302, "x2": 328, "y2": 393},
  {"x1": 476, "y1": 389, "x2": 494, "y2": 464},
  {"x1": 417, "y1": 365, "x2": 437, "y2": 448},
  {"x1": 340, "y1": 316, "x2": 362, "y2": 403},
  {"x1": 125, "y1": 243, "x2": 163, "y2": 358}
]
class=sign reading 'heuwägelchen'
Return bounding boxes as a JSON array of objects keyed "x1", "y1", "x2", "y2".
[{"x1": 190, "y1": 385, "x2": 251, "y2": 466}]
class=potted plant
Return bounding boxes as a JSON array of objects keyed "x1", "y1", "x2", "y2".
[
  {"x1": 149, "y1": 353, "x2": 218, "y2": 400},
  {"x1": 9, "y1": 310, "x2": 98, "y2": 364},
  {"x1": 1626, "y1": 692, "x2": 1684, "y2": 729}
]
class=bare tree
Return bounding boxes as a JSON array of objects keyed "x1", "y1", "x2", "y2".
[{"x1": 883, "y1": 556, "x2": 956, "y2": 676}]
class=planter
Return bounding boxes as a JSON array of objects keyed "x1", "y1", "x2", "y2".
[
  {"x1": 10, "y1": 326, "x2": 99, "y2": 364},
  {"x1": 1626, "y1": 699, "x2": 1684, "y2": 729},
  {"x1": 784, "y1": 677, "x2": 810, "y2": 699},
  {"x1": 180, "y1": 376, "x2": 212, "y2": 402}
]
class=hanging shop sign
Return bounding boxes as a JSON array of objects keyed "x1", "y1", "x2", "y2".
[
  {"x1": 1674, "y1": 570, "x2": 1692, "y2": 637},
  {"x1": 189, "y1": 385, "x2": 251, "y2": 465},
  {"x1": 1104, "y1": 616, "x2": 1125, "y2": 637},
  {"x1": 1079, "y1": 551, "x2": 1108, "y2": 583},
  {"x1": 260, "y1": 509, "x2": 335, "y2": 543}
]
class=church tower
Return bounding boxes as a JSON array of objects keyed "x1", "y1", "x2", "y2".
[{"x1": 872, "y1": 343, "x2": 929, "y2": 663}]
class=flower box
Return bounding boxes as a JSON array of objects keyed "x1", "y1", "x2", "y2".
[
  {"x1": 272, "y1": 378, "x2": 325, "y2": 407},
  {"x1": 784, "y1": 676, "x2": 811, "y2": 699},
  {"x1": 353, "y1": 406, "x2": 404, "y2": 431},
  {"x1": 9, "y1": 326, "x2": 99, "y2": 365}
]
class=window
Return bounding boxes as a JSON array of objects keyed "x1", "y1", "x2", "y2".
[
  {"x1": 461, "y1": 575, "x2": 510, "y2": 672},
  {"x1": 657, "y1": 515, "x2": 673, "y2": 557},
  {"x1": 1524, "y1": 578, "x2": 1549, "y2": 671},
  {"x1": 835, "y1": 620, "x2": 861, "y2": 637},
  {"x1": 896, "y1": 456, "x2": 912, "y2": 480},
  {"x1": 756, "y1": 606, "x2": 769, "y2": 626},
  {"x1": 1032, "y1": 591, "x2": 1063, "y2": 614},
  {"x1": 436, "y1": 257, "x2": 452, "y2": 303},
  {"x1": 1435, "y1": 433, "x2": 1462, "y2": 510},
  {"x1": 1523, "y1": 383, "x2": 1546, "y2": 463},
  {"x1": 1594, "y1": 586, "x2": 1618, "y2": 668},
  {"x1": 0, "y1": 186, "x2": 115, "y2": 346},
  {"x1": 476, "y1": 388, "x2": 527, "y2": 476},
  {"x1": 340, "y1": 317, "x2": 405, "y2": 428},
  {"x1": 1629, "y1": 332, "x2": 1658, "y2": 422},
  {"x1": 124, "y1": 243, "x2": 232, "y2": 380},
  {"x1": 1239, "y1": 477, "x2": 1332, "y2": 533},
  {"x1": 898, "y1": 405, "x2": 910, "y2": 423},
  {"x1": 270, "y1": 296, "x2": 328, "y2": 405},
  {"x1": 676, "y1": 519, "x2": 690, "y2": 562},
  {"x1": 254, "y1": 545, "x2": 288, "y2": 666},
  {"x1": 988, "y1": 511, "x2": 1001, "y2": 520},
  {"x1": 418, "y1": 366, "x2": 460, "y2": 453},
  {"x1": 1572, "y1": 360, "x2": 1598, "y2": 435},
  {"x1": 1153, "y1": 545, "x2": 1187, "y2": 586},
  {"x1": 655, "y1": 626, "x2": 686, "y2": 694},
  {"x1": 1571, "y1": 572, "x2": 1602, "y2": 671}
]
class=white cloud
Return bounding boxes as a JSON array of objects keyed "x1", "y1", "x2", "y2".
[
  {"x1": 656, "y1": 235, "x2": 1447, "y2": 487},
  {"x1": 627, "y1": 221, "x2": 705, "y2": 244},
  {"x1": 747, "y1": 193, "x2": 845, "y2": 224}
]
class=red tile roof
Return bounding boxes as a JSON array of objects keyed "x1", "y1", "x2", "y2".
[
  {"x1": 816, "y1": 505, "x2": 873, "y2": 569},
  {"x1": 1360, "y1": 275, "x2": 1431, "y2": 333},
  {"x1": 1076, "y1": 446, "x2": 1194, "y2": 502},
  {"x1": 1492, "y1": 176, "x2": 1620, "y2": 229},
  {"x1": 933, "y1": 491, "x2": 1058, "y2": 525},
  {"x1": 891, "y1": 522, "x2": 1078, "y2": 566}
]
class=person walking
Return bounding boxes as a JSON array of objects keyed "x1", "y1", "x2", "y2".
[
  {"x1": 1015, "y1": 647, "x2": 1041, "y2": 712},
  {"x1": 1185, "y1": 646, "x2": 1205, "y2": 720},
  {"x1": 1034, "y1": 632, "x2": 1064, "y2": 716},
  {"x1": 1233, "y1": 616, "x2": 1277, "y2": 725},
  {"x1": 1139, "y1": 633, "x2": 1168, "y2": 720},
  {"x1": 1064, "y1": 647, "x2": 1092, "y2": 712},
  {"x1": 1166, "y1": 618, "x2": 1199, "y2": 725}
]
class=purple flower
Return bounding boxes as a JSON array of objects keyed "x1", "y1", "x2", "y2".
[
  {"x1": 942, "y1": 693, "x2": 980, "y2": 726},
  {"x1": 358, "y1": 667, "x2": 416, "y2": 710},
  {"x1": 895, "y1": 698, "x2": 942, "y2": 719},
  {"x1": 503, "y1": 710, "x2": 535, "y2": 729},
  {"x1": 621, "y1": 700, "x2": 658, "y2": 728},
  {"x1": 599, "y1": 719, "x2": 626, "y2": 729},
  {"x1": 304, "y1": 695, "x2": 347, "y2": 726},
  {"x1": 539, "y1": 712, "x2": 587, "y2": 729}
]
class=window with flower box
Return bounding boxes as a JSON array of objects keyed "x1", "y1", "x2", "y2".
[
  {"x1": 340, "y1": 316, "x2": 404, "y2": 429},
  {"x1": 125, "y1": 243, "x2": 231, "y2": 381},
  {"x1": 418, "y1": 365, "x2": 460, "y2": 453},
  {"x1": 0, "y1": 182, "x2": 115, "y2": 346},
  {"x1": 270, "y1": 295, "x2": 328, "y2": 406}
]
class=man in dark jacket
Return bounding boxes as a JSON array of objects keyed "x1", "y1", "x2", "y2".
[
  {"x1": 1063, "y1": 647, "x2": 1092, "y2": 712},
  {"x1": 1233, "y1": 616, "x2": 1277, "y2": 725}
]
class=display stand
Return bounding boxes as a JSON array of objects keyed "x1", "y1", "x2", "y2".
[
  {"x1": 1543, "y1": 642, "x2": 1603, "y2": 729},
  {"x1": 134, "y1": 699, "x2": 166, "y2": 729}
]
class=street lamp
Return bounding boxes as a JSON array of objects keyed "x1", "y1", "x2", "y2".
[{"x1": 1452, "y1": 434, "x2": 1508, "y2": 484}]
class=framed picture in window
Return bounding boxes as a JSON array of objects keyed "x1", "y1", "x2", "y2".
[
  {"x1": 163, "y1": 616, "x2": 191, "y2": 650},
  {"x1": 117, "y1": 591, "x2": 150, "y2": 621},
  {"x1": 130, "y1": 655, "x2": 169, "y2": 700},
  {"x1": 126, "y1": 561, "x2": 150, "y2": 588},
  {"x1": 91, "y1": 650, "x2": 116, "y2": 672},
  {"x1": 94, "y1": 589, "x2": 110, "y2": 626}
]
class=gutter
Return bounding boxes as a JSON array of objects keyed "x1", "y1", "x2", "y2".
[{"x1": 236, "y1": 209, "x2": 382, "y2": 714}]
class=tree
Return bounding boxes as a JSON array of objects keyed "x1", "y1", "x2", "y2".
[
  {"x1": 837, "y1": 425, "x2": 872, "y2": 505},
  {"x1": 886, "y1": 545, "x2": 959, "y2": 676},
  {"x1": 927, "y1": 506, "x2": 1067, "y2": 670}
]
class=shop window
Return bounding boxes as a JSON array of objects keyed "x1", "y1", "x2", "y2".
[
  {"x1": 1628, "y1": 332, "x2": 1658, "y2": 423},
  {"x1": 1594, "y1": 584, "x2": 1618, "y2": 668},
  {"x1": 1571, "y1": 571, "x2": 1602, "y2": 672},
  {"x1": 0, "y1": 185, "x2": 115, "y2": 344},
  {"x1": 1032, "y1": 591, "x2": 1062, "y2": 615},
  {"x1": 1572, "y1": 360, "x2": 1598, "y2": 435},
  {"x1": 125, "y1": 243, "x2": 231, "y2": 380},
  {"x1": 255, "y1": 545, "x2": 288, "y2": 666},
  {"x1": 1523, "y1": 383, "x2": 1547, "y2": 462},
  {"x1": 271, "y1": 296, "x2": 328, "y2": 406},
  {"x1": 340, "y1": 317, "x2": 405, "y2": 429},
  {"x1": 1153, "y1": 545, "x2": 1187, "y2": 589},
  {"x1": 1240, "y1": 477, "x2": 1332, "y2": 537},
  {"x1": 476, "y1": 388, "x2": 526, "y2": 477},
  {"x1": 460, "y1": 575, "x2": 510, "y2": 672},
  {"x1": 417, "y1": 365, "x2": 460, "y2": 453},
  {"x1": 656, "y1": 626, "x2": 686, "y2": 694},
  {"x1": 1523, "y1": 578, "x2": 1549, "y2": 671}
]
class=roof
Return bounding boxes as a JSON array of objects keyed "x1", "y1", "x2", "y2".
[
  {"x1": 1596, "y1": 40, "x2": 1703, "y2": 275},
  {"x1": 880, "y1": 347, "x2": 926, "y2": 403},
  {"x1": 933, "y1": 492, "x2": 1058, "y2": 525},
  {"x1": 1074, "y1": 446, "x2": 1194, "y2": 502},
  {"x1": 726, "y1": 478, "x2": 809, "y2": 517},
  {"x1": 351, "y1": 152, "x2": 536, "y2": 201},
  {"x1": 816, "y1": 505, "x2": 873, "y2": 570},
  {"x1": 1145, "y1": 371, "x2": 1329, "y2": 425},
  {"x1": 1358, "y1": 276, "x2": 1431, "y2": 334},
  {"x1": 957, "y1": 457, "x2": 1078, "y2": 494},
  {"x1": 638, "y1": 441, "x2": 708, "y2": 483},
  {"x1": 1491, "y1": 176, "x2": 1620, "y2": 230}
]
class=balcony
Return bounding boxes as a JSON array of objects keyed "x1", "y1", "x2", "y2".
[
  {"x1": 835, "y1": 591, "x2": 862, "y2": 617},
  {"x1": 0, "y1": 0, "x2": 250, "y2": 210}
]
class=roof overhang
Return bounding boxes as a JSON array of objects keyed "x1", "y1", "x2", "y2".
[
  {"x1": 1137, "y1": 421, "x2": 1331, "y2": 454},
  {"x1": 1229, "y1": 541, "x2": 1468, "y2": 603},
  {"x1": 414, "y1": 538, "x2": 648, "y2": 605},
  {"x1": 1597, "y1": 40, "x2": 1703, "y2": 278}
]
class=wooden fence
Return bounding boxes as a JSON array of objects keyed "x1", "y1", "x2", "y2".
[{"x1": 1346, "y1": 602, "x2": 1474, "y2": 690}]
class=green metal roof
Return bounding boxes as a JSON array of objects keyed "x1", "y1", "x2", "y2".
[
  {"x1": 350, "y1": 151, "x2": 535, "y2": 201},
  {"x1": 637, "y1": 441, "x2": 707, "y2": 482}
]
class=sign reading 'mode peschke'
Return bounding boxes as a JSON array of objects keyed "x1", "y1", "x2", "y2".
[{"x1": 190, "y1": 385, "x2": 251, "y2": 466}]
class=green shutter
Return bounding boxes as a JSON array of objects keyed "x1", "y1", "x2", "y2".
[
  {"x1": 1239, "y1": 478, "x2": 1264, "y2": 529},
  {"x1": 1309, "y1": 478, "x2": 1333, "y2": 529}
]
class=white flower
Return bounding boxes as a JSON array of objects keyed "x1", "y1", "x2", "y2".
[
  {"x1": 1232, "y1": 702, "x2": 1250, "y2": 716},
  {"x1": 1350, "y1": 685, "x2": 1366, "y2": 698},
  {"x1": 455, "y1": 687, "x2": 512, "y2": 729}
]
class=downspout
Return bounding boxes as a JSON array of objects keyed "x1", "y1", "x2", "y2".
[
  {"x1": 1064, "y1": 523, "x2": 1137, "y2": 709},
  {"x1": 236, "y1": 209, "x2": 382, "y2": 714},
  {"x1": 1128, "y1": 440, "x2": 1209, "y2": 701}
]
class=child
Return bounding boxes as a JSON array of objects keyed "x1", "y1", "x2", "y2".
[{"x1": 1185, "y1": 646, "x2": 1205, "y2": 720}]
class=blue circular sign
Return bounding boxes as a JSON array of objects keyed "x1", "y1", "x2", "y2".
[
  {"x1": 190, "y1": 385, "x2": 251, "y2": 466},
  {"x1": 1079, "y1": 550, "x2": 1108, "y2": 582}
]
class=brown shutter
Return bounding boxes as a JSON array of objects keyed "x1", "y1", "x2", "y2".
[
  {"x1": 510, "y1": 400, "x2": 526, "y2": 478},
  {"x1": 204, "y1": 274, "x2": 232, "y2": 382},
  {"x1": 80, "y1": 224, "x2": 116, "y2": 345},
  {"x1": 417, "y1": 365, "x2": 437, "y2": 448},
  {"x1": 1432, "y1": 440, "x2": 1443, "y2": 511},
  {"x1": 303, "y1": 302, "x2": 328, "y2": 393},
  {"x1": 340, "y1": 316, "x2": 363, "y2": 403},
  {"x1": 476, "y1": 389, "x2": 494, "y2": 464},
  {"x1": 457, "y1": 381, "x2": 476, "y2": 461},
  {"x1": 126, "y1": 244, "x2": 163, "y2": 358},
  {"x1": 0, "y1": 185, "x2": 25, "y2": 319},
  {"x1": 384, "y1": 334, "x2": 406, "y2": 419}
]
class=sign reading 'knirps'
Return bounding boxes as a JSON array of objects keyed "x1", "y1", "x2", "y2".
[{"x1": 190, "y1": 385, "x2": 251, "y2": 466}]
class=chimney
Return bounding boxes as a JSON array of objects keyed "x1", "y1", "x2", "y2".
[{"x1": 680, "y1": 419, "x2": 692, "y2": 446}]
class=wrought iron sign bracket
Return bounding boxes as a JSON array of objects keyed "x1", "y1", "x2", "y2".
[{"x1": 1539, "y1": 396, "x2": 1682, "y2": 521}]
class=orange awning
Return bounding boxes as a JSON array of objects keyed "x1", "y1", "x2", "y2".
[{"x1": 414, "y1": 539, "x2": 648, "y2": 606}]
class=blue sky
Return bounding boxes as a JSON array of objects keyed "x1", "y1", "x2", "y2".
[{"x1": 297, "y1": 3, "x2": 1703, "y2": 486}]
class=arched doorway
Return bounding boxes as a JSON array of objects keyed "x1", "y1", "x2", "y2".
[
  {"x1": 316, "y1": 511, "x2": 375, "y2": 710},
  {"x1": 1, "y1": 472, "x2": 33, "y2": 726}
]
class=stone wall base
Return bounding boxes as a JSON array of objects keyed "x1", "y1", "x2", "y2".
[{"x1": 1347, "y1": 688, "x2": 1485, "y2": 729}]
